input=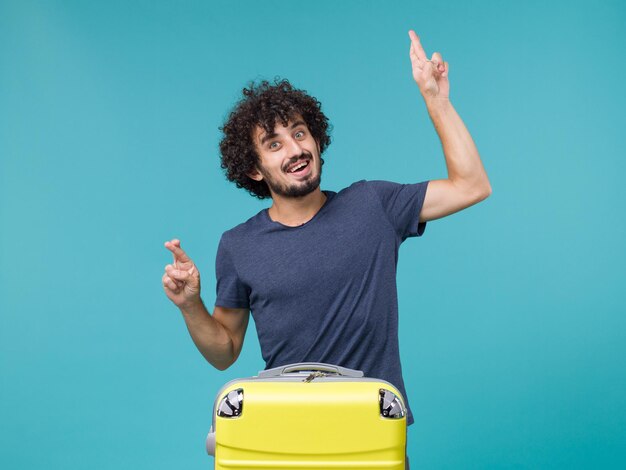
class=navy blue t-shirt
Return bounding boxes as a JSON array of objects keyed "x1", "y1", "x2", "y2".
[{"x1": 215, "y1": 180, "x2": 429, "y2": 426}]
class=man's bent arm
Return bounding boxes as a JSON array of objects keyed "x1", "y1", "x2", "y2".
[
  {"x1": 163, "y1": 239, "x2": 250, "y2": 371},
  {"x1": 419, "y1": 97, "x2": 492, "y2": 222},
  {"x1": 179, "y1": 300, "x2": 250, "y2": 371}
]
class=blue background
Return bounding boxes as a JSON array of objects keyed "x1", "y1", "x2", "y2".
[{"x1": 1, "y1": 0, "x2": 625, "y2": 468}]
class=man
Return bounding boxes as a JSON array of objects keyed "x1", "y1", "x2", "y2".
[{"x1": 162, "y1": 30, "x2": 490, "y2": 457}]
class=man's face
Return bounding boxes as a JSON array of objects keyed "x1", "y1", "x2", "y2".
[{"x1": 250, "y1": 116, "x2": 322, "y2": 199}]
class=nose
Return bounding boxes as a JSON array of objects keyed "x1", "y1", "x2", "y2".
[{"x1": 285, "y1": 136, "x2": 303, "y2": 157}]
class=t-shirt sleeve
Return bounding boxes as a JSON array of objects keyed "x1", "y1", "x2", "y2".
[
  {"x1": 215, "y1": 236, "x2": 250, "y2": 309},
  {"x1": 367, "y1": 180, "x2": 429, "y2": 241}
]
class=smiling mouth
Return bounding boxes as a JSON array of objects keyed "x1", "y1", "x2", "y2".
[
  {"x1": 284, "y1": 156, "x2": 312, "y2": 174},
  {"x1": 286, "y1": 160, "x2": 310, "y2": 174}
]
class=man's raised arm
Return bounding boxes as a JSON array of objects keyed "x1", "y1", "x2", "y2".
[{"x1": 408, "y1": 30, "x2": 492, "y2": 222}]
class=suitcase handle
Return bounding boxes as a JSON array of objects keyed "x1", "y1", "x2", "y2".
[{"x1": 258, "y1": 362, "x2": 364, "y2": 378}]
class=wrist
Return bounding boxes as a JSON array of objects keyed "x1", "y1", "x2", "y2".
[
  {"x1": 423, "y1": 93, "x2": 450, "y2": 108},
  {"x1": 423, "y1": 95, "x2": 452, "y2": 118},
  {"x1": 179, "y1": 296, "x2": 205, "y2": 315}
]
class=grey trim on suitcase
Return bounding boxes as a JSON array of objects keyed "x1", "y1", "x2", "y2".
[{"x1": 258, "y1": 362, "x2": 364, "y2": 378}]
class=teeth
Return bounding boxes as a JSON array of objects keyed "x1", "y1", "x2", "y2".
[{"x1": 289, "y1": 161, "x2": 308, "y2": 173}]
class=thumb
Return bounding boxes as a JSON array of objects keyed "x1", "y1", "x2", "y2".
[{"x1": 431, "y1": 52, "x2": 444, "y2": 72}]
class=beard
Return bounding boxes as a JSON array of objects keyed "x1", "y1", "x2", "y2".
[{"x1": 259, "y1": 153, "x2": 322, "y2": 198}]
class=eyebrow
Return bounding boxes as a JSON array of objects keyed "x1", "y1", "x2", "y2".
[{"x1": 259, "y1": 120, "x2": 306, "y2": 145}]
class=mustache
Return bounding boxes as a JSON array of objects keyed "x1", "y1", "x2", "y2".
[{"x1": 282, "y1": 151, "x2": 313, "y2": 171}]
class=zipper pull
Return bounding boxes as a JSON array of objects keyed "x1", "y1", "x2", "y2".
[{"x1": 303, "y1": 371, "x2": 326, "y2": 382}]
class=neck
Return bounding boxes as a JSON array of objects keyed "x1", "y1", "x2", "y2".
[{"x1": 267, "y1": 188, "x2": 327, "y2": 227}]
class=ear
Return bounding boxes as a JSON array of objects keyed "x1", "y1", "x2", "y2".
[{"x1": 247, "y1": 167, "x2": 263, "y2": 182}]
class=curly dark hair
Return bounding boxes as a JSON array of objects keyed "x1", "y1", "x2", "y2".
[{"x1": 219, "y1": 78, "x2": 332, "y2": 199}]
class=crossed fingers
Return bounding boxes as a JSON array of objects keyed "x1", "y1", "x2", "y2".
[
  {"x1": 408, "y1": 30, "x2": 446, "y2": 74},
  {"x1": 164, "y1": 239, "x2": 192, "y2": 267},
  {"x1": 163, "y1": 239, "x2": 195, "y2": 290},
  {"x1": 409, "y1": 30, "x2": 428, "y2": 63}
]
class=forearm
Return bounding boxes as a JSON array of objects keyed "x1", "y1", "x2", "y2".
[
  {"x1": 179, "y1": 299, "x2": 235, "y2": 370},
  {"x1": 424, "y1": 97, "x2": 491, "y2": 194}
]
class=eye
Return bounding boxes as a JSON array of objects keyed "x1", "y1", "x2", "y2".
[
  {"x1": 295, "y1": 130, "x2": 305, "y2": 139},
  {"x1": 269, "y1": 141, "x2": 280, "y2": 150}
]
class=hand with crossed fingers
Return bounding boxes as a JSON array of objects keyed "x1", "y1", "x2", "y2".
[
  {"x1": 408, "y1": 30, "x2": 450, "y2": 100},
  {"x1": 162, "y1": 239, "x2": 201, "y2": 309}
]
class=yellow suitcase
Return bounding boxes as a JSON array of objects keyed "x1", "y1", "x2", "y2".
[{"x1": 206, "y1": 362, "x2": 407, "y2": 469}]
